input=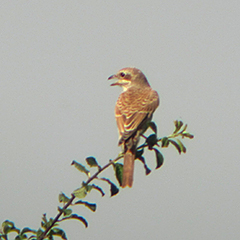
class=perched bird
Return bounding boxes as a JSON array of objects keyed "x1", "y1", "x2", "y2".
[{"x1": 108, "y1": 67, "x2": 159, "y2": 187}]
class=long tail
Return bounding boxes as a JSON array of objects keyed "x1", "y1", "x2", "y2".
[{"x1": 122, "y1": 149, "x2": 135, "y2": 188}]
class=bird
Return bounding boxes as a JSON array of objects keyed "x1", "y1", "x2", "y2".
[{"x1": 108, "y1": 67, "x2": 159, "y2": 187}]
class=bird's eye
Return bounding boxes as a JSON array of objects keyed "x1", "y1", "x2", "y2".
[{"x1": 120, "y1": 72, "x2": 125, "y2": 77}]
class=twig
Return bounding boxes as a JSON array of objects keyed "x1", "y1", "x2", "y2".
[{"x1": 38, "y1": 154, "x2": 123, "y2": 240}]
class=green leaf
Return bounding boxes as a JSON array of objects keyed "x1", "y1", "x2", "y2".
[
  {"x1": 36, "y1": 229, "x2": 44, "y2": 239},
  {"x1": 180, "y1": 124, "x2": 188, "y2": 133},
  {"x1": 71, "y1": 160, "x2": 90, "y2": 177},
  {"x1": 61, "y1": 214, "x2": 88, "y2": 228},
  {"x1": 2, "y1": 220, "x2": 19, "y2": 235},
  {"x1": 42, "y1": 214, "x2": 47, "y2": 224},
  {"x1": 86, "y1": 156, "x2": 100, "y2": 168},
  {"x1": 58, "y1": 207, "x2": 72, "y2": 217},
  {"x1": 59, "y1": 192, "x2": 70, "y2": 203},
  {"x1": 73, "y1": 186, "x2": 88, "y2": 199},
  {"x1": 146, "y1": 134, "x2": 158, "y2": 149},
  {"x1": 153, "y1": 148, "x2": 164, "y2": 169},
  {"x1": 138, "y1": 156, "x2": 151, "y2": 175},
  {"x1": 63, "y1": 209, "x2": 72, "y2": 217},
  {"x1": 110, "y1": 183, "x2": 119, "y2": 196},
  {"x1": 161, "y1": 137, "x2": 169, "y2": 147},
  {"x1": 91, "y1": 184, "x2": 105, "y2": 197},
  {"x1": 148, "y1": 121, "x2": 157, "y2": 134},
  {"x1": 182, "y1": 132, "x2": 194, "y2": 139},
  {"x1": 18, "y1": 227, "x2": 36, "y2": 239},
  {"x1": 100, "y1": 178, "x2": 119, "y2": 196},
  {"x1": 75, "y1": 200, "x2": 97, "y2": 212},
  {"x1": 85, "y1": 184, "x2": 93, "y2": 192},
  {"x1": 113, "y1": 163, "x2": 123, "y2": 186},
  {"x1": 169, "y1": 139, "x2": 182, "y2": 154},
  {"x1": 174, "y1": 120, "x2": 183, "y2": 133},
  {"x1": 176, "y1": 139, "x2": 187, "y2": 153},
  {"x1": 73, "y1": 184, "x2": 93, "y2": 199},
  {"x1": 20, "y1": 227, "x2": 36, "y2": 235},
  {"x1": 50, "y1": 228, "x2": 67, "y2": 240},
  {"x1": 41, "y1": 214, "x2": 55, "y2": 229}
]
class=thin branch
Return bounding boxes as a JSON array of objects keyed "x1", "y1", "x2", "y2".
[
  {"x1": 1, "y1": 121, "x2": 193, "y2": 240},
  {"x1": 38, "y1": 154, "x2": 124, "y2": 240},
  {"x1": 37, "y1": 124, "x2": 192, "y2": 239}
]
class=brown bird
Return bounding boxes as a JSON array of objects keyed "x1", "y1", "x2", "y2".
[{"x1": 108, "y1": 67, "x2": 159, "y2": 187}]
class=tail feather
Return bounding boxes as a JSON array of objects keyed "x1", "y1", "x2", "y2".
[{"x1": 122, "y1": 149, "x2": 135, "y2": 188}]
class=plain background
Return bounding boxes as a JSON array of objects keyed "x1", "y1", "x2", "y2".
[{"x1": 1, "y1": 1, "x2": 240, "y2": 239}]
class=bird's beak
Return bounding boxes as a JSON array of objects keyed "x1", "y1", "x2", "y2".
[
  {"x1": 108, "y1": 74, "x2": 117, "y2": 80},
  {"x1": 108, "y1": 74, "x2": 130, "y2": 87},
  {"x1": 108, "y1": 74, "x2": 120, "y2": 86}
]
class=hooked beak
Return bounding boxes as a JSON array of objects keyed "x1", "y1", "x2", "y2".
[
  {"x1": 108, "y1": 74, "x2": 117, "y2": 80},
  {"x1": 108, "y1": 74, "x2": 130, "y2": 87},
  {"x1": 108, "y1": 74, "x2": 119, "y2": 86}
]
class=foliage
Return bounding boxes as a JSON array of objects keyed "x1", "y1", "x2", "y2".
[{"x1": 0, "y1": 120, "x2": 193, "y2": 240}]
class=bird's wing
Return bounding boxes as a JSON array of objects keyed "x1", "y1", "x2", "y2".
[{"x1": 115, "y1": 89, "x2": 159, "y2": 145}]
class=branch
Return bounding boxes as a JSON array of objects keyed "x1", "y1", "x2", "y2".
[
  {"x1": 38, "y1": 154, "x2": 123, "y2": 240},
  {"x1": 0, "y1": 120, "x2": 193, "y2": 240}
]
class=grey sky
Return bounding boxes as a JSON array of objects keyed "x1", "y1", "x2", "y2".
[{"x1": 1, "y1": 1, "x2": 240, "y2": 239}]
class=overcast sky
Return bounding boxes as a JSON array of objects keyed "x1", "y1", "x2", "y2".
[{"x1": 1, "y1": 1, "x2": 240, "y2": 240}]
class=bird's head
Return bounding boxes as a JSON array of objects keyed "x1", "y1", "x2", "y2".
[{"x1": 108, "y1": 67, "x2": 150, "y2": 91}]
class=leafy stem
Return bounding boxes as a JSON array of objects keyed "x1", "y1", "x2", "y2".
[
  {"x1": 0, "y1": 120, "x2": 193, "y2": 240},
  {"x1": 38, "y1": 154, "x2": 123, "y2": 240}
]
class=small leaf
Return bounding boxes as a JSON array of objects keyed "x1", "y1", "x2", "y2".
[
  {"x1": 161, "y1": 137, "x2": 169, "y2": 148},
  {"x1": 138, "y1": 156, "x2": 151, "y2": 175},
  {"x1": 42, "y1": 214, "x2": 47, "y2": 224},
  {"x1": 182, "y1": 132, "x2": 194, "y2": 139},
  {"x1": 48, "y1": 218, "x2": 55, "y2": 227},
  {"x1": 73, "y1": 184, "x2": 93, "y2": 199},
  {"x1": 174, "y1": 120, "x2": 183, "y2": 133},
  {"x1": 73, "y1": 186, "x2": 87, "y2": 199},
  {"x1": 63, "y1": 209, "x2": 72, "y2": 217},
  {"x1": 59, "y1": 192, "x2": 70, "y2": 203},
  {"x1": 180, "y1": 124, "x2": 188, "y2": 133},
  {"x1": 62, "y1": 214, "x2": 88, "y2": 228},
  {"x1": 58, "y1": 207, "x2": 72, "y2": 217},
  {"x1": 20, "y1": 227, "x2": 37, "y2": 235},
  {"x1": 113, "y1": 163, "x2": 123, "y2": 186},
  {"x1": 86, "y1": 156, "x2": 100, "y2": 168},
  {"x1": 75, "y1": 200, "x2": 97, "y2": 212},
  {"x1": 41, "y1": 214, "x2": 47, "y2": 227},
  {"x1": 110, "y1": 183, "x2": 119, "y2": 196},
  {"x1": 71, "y1": 160, "x2": 90, "y2": 177},
  {"x1": 41, "y1": 217, "x2": 55, "y2": 230},
  {"x1": 41, "y1": 214, "x2": 55, "y2": 230},
  {"x1": 148, "y1": 121, "x2": 157, "y2": 134},
  {"x1": 2, "y1": 220, "x2": 14, "y2": 229},
  {"x1": 85, "y1": 184, "x2": 93, "y2": 192},
  {"x1": 91, "y1": 184, "x2": 105, "y2": 197},
  {"x1": 36, "y1": 229, "x2": 44, "y2": 239},
  {"x1": 50, "y1": 228, "x2": 67, "y2": 240},
  {"x1": 2, "y1": 220, "x2": 19, "y2": 235},
  {"x1": 100, "y1": 178, "x2": 119, "y2": 196},
  {"x1": 169, "y1": 140, "x2": 181, "y2": 154},
  {"x1": 153, "y1": 148, "x2": 164, "y2": 169},
  {"x1": 176, "y1": 139, "x2": 187, "y2": 153},
  {"x1": 146, "y1": 134, "x2": 158, "y2": 149}
]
